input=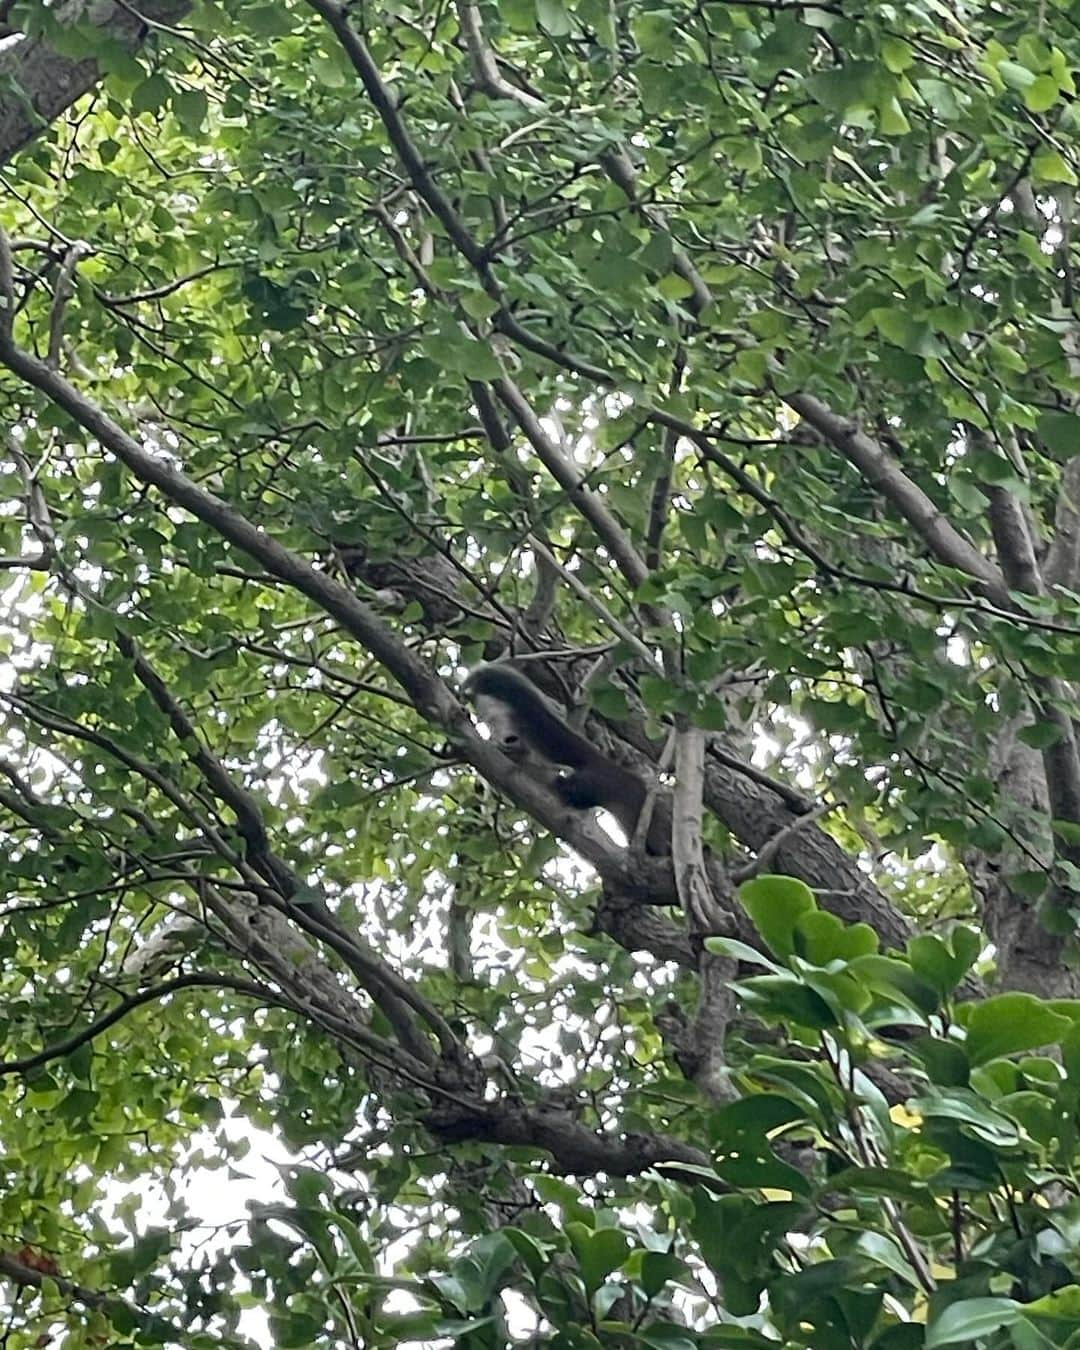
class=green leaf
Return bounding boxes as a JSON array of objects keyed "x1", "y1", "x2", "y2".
[
  {"x1": 907, "y1": 933, "x2": 964, "y2": 996},
  {"x1": 567, "y1": 1225, "x2": 629, "y2": 1295},
  {"x1": 244, "y1": 4, "x2": 294, "y2": 34},
  {"x1": 911, "y1": 1036, "x2": 970, "y2": 1087},
  {"x1": 736, "y1": 973, "x2": 838, "y2": 1029},
  {"x1": 964, "y1": 994, "x2": 1072, "y2": 1065},
  {"x1": 639, "y1": 1250, "x2": 687, "y2": 1298},
  {"x1": 738, "y1": 875, "x2": 817, "y2": 961},
  {"x1": 881, "y1": 38, "x2": 914, "y2": 72},
  {"x1": 657, "y1": 273, "x2": 696, "y2": 300},
  {"x1": 1032, "y1": 148, "x2": 1078, "y2": 184},
  {"x1": 912, "y1": 1088, "x2": 1025, "y2": 1147},
  {"x1": 925, "y1": 1297, "x2": 1022, "y2": 1346},
  {"x1": 848, "y1": 955, "x2": 939, "y2": 1015},
  {"x1": 794, "y1": 909, "x2": 878, "y2": 964},
  {"x1": 704, "y1": 937, "x2": 784, "y2": 971},
  {"x1": 818, "y1": 1166, "x2": 927, "y2": 1201},
  {"x1": 878, "y1": 97, "x2": 911, "y2": 136},
  {"x1": 1026, "y1": 1285, "x2": 1080, "y2": 1321},
  {"x1": 999, "y1": 60, "x2": 1038, "y2": 92},
  {"x1": 131, "y1": 73, "x2": 170, "y2": 116},
  {"x1": 536, "y1": 0, "x2": 572, "y2": 36},
  {"x1": 171, "y1": 86, "x2": 208, "y2": 133},
  {"x1": 1037, "y1": 411, "x2": 1080, "y2": 456},
  {"x1": 459, "y1": 289, "x2": 500, "y2": 320},
  {"x1": 1025, "y1": 75, "x2": 1060, "y2": 112}
]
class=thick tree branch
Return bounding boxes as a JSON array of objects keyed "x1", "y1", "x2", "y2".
[
  {"x1": 672, "y1": 723, "x2": 724, "y2": 936},
  {"x1": 0, "y1": 0, "x2": 191, "y2": 168},
  {"x1": 0, "y1": 333, "x2": 685, "y2": 914},
  {"x1": 985, "y1": 484, "x2": 1080, "y2": 844},
  {"x1": 986, "y1": 483, "x2": 1045, "y2": 596},
  {"x1": 782, "y1": 391, "x2": 1009, "y2": 603},
  {"x1": 429, "y1": 1094, "x2": 711, "y2": 1176},
  {"x1": 1046, "y1": 458, "x2": 1080, "y2": 591}
]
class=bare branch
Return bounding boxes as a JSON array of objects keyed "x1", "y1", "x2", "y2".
[
  {"x1": 455, "y1": 0, "x2": 543, "y2": 109},
  {"x1": 631, "y1": 728, "x2": 675, "y2": 853},
  {"x1": 46, "y1": 240, "x2": 90, "y2": 369},
  {"x1": 985, "y1": 484, "x2": 1080, "y2": 845},
  {"x1": 672, "y1": 722, "x2": 729, "y2": 931},
  {"x1": 0, "y1": 223, "x2": 13, "y2": 340},
  {"x1": 120, "y1": 635, "x2": 440, "y2": 1063},
  {"x1": 496, "y1": 375, "x2": 649, "y2": 587},
  {"x1": 527, "y1": 534, "x2": 658, "y2": 668},
  {"x1": 783, "y1": 389, "x2": 1009, "y2": 603},
  {"x1": 986, "y1": 482, "x2": 1045, "y2": 595},
  {"x1": 429, "y1": 1091, "x2": 712, "y2": 1177},
  {"x1": 732, "y1": 800, "x2": 836, "y2": 885}
]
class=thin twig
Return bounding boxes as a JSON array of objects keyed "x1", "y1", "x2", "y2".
[
  {"x1": 732, "y1": 800, "x2": 836, "y2": 884},
  {"x1": 47, "y1": 240, "x2": 90, "y2": 369}
]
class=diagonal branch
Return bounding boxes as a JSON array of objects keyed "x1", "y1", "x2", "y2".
[
  {"x1": 986, "y1": 481, "x2": 1045, "y2": 596},
  {"x1": 782, "y1": 390, "x2": 1009, "y2": 603},
  {"x1": 305, "y1": 0, "x2": 488, "y2": 271},
  {"x1": 0, "y1": 329, "x2": 679, "y2": 909},
  {"x1": 0, "y1": 0, "x2": 192, "y2": 168},
  {"x1": 493, "y1": 375, "x2": 649, "y2": 587},
  {"x1": 1046, "y1": 458, "x2": 1080, "y2": 591},
  {"x1": 0, "y1": 972, "x2": 277, "y2": 1078},
  {"x1": 0, "y1": 1251, "x2": 224, "y2": 1349},
  {"x1": 985, "y1": 483, "x2": 1080, "y2": 837},
  {"x1": 119, "y1": 634, "x2": 441, "y2": 1064},
  {"x1": 306, "y1": 0, "x2": 652, "y2": 594},
  {"x1": 8, "y1": 679, "x2": 454, "y2": 1060},
  {"x1": 454, "y1": 0, "x2": 544, "y2": 109}
]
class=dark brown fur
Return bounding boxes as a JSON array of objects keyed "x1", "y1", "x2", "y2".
[{"x1": 464, "y1": 663, "x2": 669, "y2": 854}]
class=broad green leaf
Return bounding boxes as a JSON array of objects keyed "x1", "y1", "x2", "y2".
[
  {"x1": 926, "y1": 1297, "x2": 1022, "y2": 1346},
  {"x1": 1027, "y1": 1285, "x2": 1080, "y2": 1320},
  {"x1": 963, "y1": 994, "x2": 1072, "y2": 1065},
  {"x1": 567, "y1": 1225, "x2": 630, "y2": 1295},
  {"x1": 1038, "y1": 411, "x2": 1080, "y2": 456},
  {"x1": 736, "y1": 973, "x2": 839, "y2": 1029},
  {"x1": 738, "y1": 875, "x2": 818, "y2": 961},
  {"x1": 1033, "y1": 147, "x2": 1078, "y2": 183}
]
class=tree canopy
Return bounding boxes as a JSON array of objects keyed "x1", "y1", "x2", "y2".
[{"x1": 3, "y1": 1, "x2": 1080, "y2": 1346}]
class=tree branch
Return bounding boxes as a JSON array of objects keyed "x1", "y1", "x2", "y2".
[
  {"x1": 0, "y1": 330, "x2": 686, "y2": 913},
  {"x1": 454, "y1": 0, "x2": 543, "y2": 109},
  {"x1": 782, "y1": 390, "x2": 1009, "y2": 603},
  {"x1": 0, "y1": 1252, "x2": 214, "y2": 1349},
  {"x1": 0, "y1": 0, "x2": 191, "y2": 168},
  {"x1": 0, "y1": 972, "x2": 275, "y2": 1078},
  {"x1": 1046, "y1": 458, "x2": 1080, "y2": 591},
  {"x1": 428, "y1": 1093, "x2": 712, "y2": 1177},
  {"x1": 494, "y1": 375, "x2": 649, "y2": 587}
]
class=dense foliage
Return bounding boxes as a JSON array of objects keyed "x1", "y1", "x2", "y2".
[{"x1": 3, "y1": 0, "x2": 1080, "y2": 1345}]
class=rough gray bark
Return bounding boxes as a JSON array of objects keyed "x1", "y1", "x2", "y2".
[{"x1": 0, "y1": 0, "x2": 190, "y2": 168}]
